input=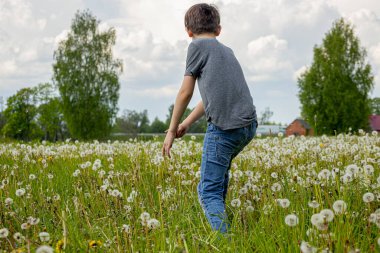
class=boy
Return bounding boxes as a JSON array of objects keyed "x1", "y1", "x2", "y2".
[{"x1": 162, "y1": 3, "x2": 257, "y2": 233}]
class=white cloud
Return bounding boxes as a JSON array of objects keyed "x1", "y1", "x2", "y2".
[
  {"x1": 0, "y1": 60, "x2": 17, "y2": 77},
  {"x1": 18, "y1": 49, "x2": 38, "y2": 62},
  {"x1": 246, "y1": 35, "x2": 293, "y2": 79},
  {"x1": 129, "y1": 85, "x2": 179, "y2": 98},
  {"x1": 0, "y1": 0, "x2": 32, "y2": 27},
  {"x1": 293, "y1": 66, "x2": 308, "y2": 81}
]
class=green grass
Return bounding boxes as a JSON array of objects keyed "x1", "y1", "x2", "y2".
[{"x1": 0, "y1": 133, "x2": 379, "y2": 252}]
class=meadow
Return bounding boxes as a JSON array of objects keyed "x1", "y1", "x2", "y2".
[{"x1": 0, "y1": 131, "x2": 379, "y2": 252}]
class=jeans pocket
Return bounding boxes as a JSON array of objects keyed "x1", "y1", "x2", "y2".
[{"x1": 215, "y1": 139, "x2": 233, "y2": 166}]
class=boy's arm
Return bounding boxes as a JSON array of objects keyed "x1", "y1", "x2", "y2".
[
  {"x1": 162, "y1": 75, "x2": 196, "y2": 157},
  {"x1": 176, "y1": 101, "x2": 205, "y2": 138}
]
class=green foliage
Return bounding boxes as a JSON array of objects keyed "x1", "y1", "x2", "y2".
[
  {"x1": 113, "y1": 109, "x2": 150, "y2": 135},
  {"x1": 149, "y1": 117, "x2": 167, "y2": 133},
  {"x1": 166, "y1": 104, "x2": 207, "y2": 133},
  {"x1": 298, "y1": 18, "x2": 374, "y2": 135},
  {"x1": 35, "y1": 83, "x2": 67, "y2": 141},
  {"x1": 2, "y1": 88, "x2": 41, "y2": 141},
  {"x1": 0, "y1": 112, "x2": 5, "y2": 135},
  {"x1": 370, "y1": 97, "x2": 380, "y2": 115},
  {"x1": 53, "y1": 10, "x2": 122, "y2": 140}
]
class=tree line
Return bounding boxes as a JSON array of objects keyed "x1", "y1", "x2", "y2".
[{"x1": 0, "y1": 11, "x2": 379, "y2": 142}]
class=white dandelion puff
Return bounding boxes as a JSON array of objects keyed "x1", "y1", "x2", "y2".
[
  {"x1": 285, "y1": 214, "x2": 299, "y2": 227},
  {"x1": 0, "y1": 228, "x2": 9, "y2": 238},
  {"x1": 5, "y1": 197, "x2": 13, "y2": 206},
  {"x1": 363, "y1": 192, "x2": 375, "y2": 203},
  {"x1": 332, "y1": 200, "x2": 347, "y2": 214},
  {"x1": 39, "y1": 232, "x2": 50, "y2": 242},
  {"x1": 16, "y1": 188, "x2": 26, "y2": 197},
  {"x1": 311, "y1": 213, "x2": 323, "y2": 226},
  {"x1": 231, "y1": 198, "x2": 241, "y2": 208},
  {"x1": 271, "y1": 183, "x2": 282, "y2": 192},
  {"x1": 320, "y1": 209, "x2": 334, "y2": 222},
  {"x1": 300, "y1": 241, "x2": 317, "y2": 253},
  {"x1": 36, "y1": 245, "x2": 54, "y2": 253},
  {"x1": 308, "y1": 200, "x2": 320, "y2": 209},
  {"x1": 147, "y1": 219, "x2": 160, "y2": 230},
  {"x1": 140, "y1": 212, "x2": 150, "y2": 226},
  {"x1": 238, "y1": 187, "x2": 248, "y2": 195},
  {"x1": 21, "y1": 223, "x2": 29, "y2": 230},
  {"x1": 13, "y1": 232, "x2": 24, "y2": 243},
  {"x1": 276, "y1": 199, "x2": 290, "y2": 208},
  {"x1": 318, "y1": 169, "x2": 331, "y2": 180},
  {"x1": 121, "y1": 224, "x2": 130, "y2": 233}
]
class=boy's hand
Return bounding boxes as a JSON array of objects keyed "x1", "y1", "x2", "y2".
[
  {"x1": 176, "y1": 123, "x2": 189, "y2": 138},
  {"x1": 162, "y1": 130, "x2": 176, "y2": 158}
]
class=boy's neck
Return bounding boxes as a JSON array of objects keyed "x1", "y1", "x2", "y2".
[{"x1": 193, "y1": 33, "x2": 217, "y2": 39}]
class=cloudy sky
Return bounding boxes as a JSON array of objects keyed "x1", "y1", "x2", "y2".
[{"x1": 1, "y1": 0, "x2": 380, "y2": 124}]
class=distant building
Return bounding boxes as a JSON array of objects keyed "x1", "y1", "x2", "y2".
[
  {"x1": 256, "y1": 125, "x2": 286, "y2": 136},
  {"x1": 369, "y1": 115, "x2": 380, "y2": 132},
  {"x1": 286, "y1": 118, "x2": 314, "y2": 136}
]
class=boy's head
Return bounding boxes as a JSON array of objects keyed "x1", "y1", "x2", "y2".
[{"x1": 184, "y1": 3, "x2": 221, "y2": 37}]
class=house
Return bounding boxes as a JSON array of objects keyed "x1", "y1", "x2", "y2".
[
  {"x1": 256, "y1": 125, "x2": 286, "y2": 136},
  {"x1": 286, "y1": 118, "x2": 314, "y2": 136},
  {"x1": 369, "y1": 115, "x2": 380, "y2": 132}
]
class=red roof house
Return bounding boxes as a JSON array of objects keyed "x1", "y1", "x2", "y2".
[{"x1": 286, "y1": 118, "x2": 314, "y2": 136}]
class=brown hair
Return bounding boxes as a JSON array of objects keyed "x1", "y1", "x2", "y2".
[{"x1": 184, "y1": 3, "x2": 220, "y2": 35}]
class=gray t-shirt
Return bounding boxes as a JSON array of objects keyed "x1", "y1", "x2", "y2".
[{"x1": 184, "y1": 38, "x2": 256, "y2": 130}]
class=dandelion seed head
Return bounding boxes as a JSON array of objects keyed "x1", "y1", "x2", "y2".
[
  {"x1": 39, "y1": 232, "x2": 50, "y2": 242},
  {"x1": 13, "y1": 232, "x2": 24, "y2": 242},
  {"x1": 0, "y1": 228, "x2": 9, "y2": 238},
  {"x1": 16, "y1": 188, "x2": 26, "y2": 197},
  {"x1": 5, "y1": 197, "x2": 13, "y2": 206},
  {"x1": 308, "y1": 200, "x2": 320, "y2": 209},
  {"x1": 147, "y1": 218, "x2": 160, "y2": 230},
  {"x1": 231, "y1": 198, "x2": 241, "y2": 208},
  {"x1": 36, "y1": 245, "x2": 54, "y2": 253},
  {"x1": 285, "y1": 214, "x2": 299, "y2": 227},
  {"x1": 363, "y1": 192, "x2": 375, "y2": 203},
  {"x1": 122, "y1": 224, "x2": 130, "y2": 233},
  {"x1": 276, "y1": 198, "x2": 290, "y2": 208},
  {"x1": 271, "y1": 182, "x2": 282, "y2": 192},
  {"x1": 333, "y1": 200, "x2": 347, "y2": 214},
  {"x1": 300, "y1": 241, "x2": 317, "y2": 253},
  {"x1": 320, "y1": 209, "x2": 334, "y2": 222}
]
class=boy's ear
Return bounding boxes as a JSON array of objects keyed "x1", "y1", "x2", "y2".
[{"x1": 186, "y1": 28, "x2": 194, "y2": 37}]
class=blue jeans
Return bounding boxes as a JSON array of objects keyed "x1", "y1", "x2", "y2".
[{"x1": 197, "y1": 121, "x2": 257, "y2": 233}]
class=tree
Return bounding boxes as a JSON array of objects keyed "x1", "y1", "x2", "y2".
[
  {"x1": 53, "y1": 10, "x2": 122, "y2": 140},
  {"x1": 259, "y1": 107, "x2": 274, "y2": 125},
  {"x1": 2, "y1": 88, "x2": 42, "y2": 141},
  {"x1": 113, "y1": 109, "x2": 150, "y2": 135},
  {"x1": 370, "y1": 97, "x2": 380, "y2": 115},
  {"x1": 34, "y1": 83, "x2": 67, "y2": 141},
  {"x1": 0, "y1": 97, "x2": 5, "y2": 134},
  {"x1": 149, "y1": 117, "x2": 167, "y2": 133},
  {"x1": 298, "y1": 18, "x2": 374, "y2": 134},
  {"x1": 166, "y1": 104, "x2": 207, "y2": 133}
]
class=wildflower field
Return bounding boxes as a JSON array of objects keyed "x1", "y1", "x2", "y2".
[{"x1": 0, "y1": 132, "x2": 379, "y2": 252}]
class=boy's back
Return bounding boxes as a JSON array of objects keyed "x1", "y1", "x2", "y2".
[{"x1": 185, "y1": 38, "x2": 256, "y2": 130}]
